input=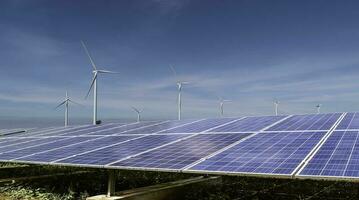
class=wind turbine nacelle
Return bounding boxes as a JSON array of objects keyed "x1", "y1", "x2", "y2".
[{"x1": 96, "y1": 120, "x2": 102, "y2": 125}]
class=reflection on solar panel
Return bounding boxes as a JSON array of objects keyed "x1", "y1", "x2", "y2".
[
  {"x1": 189, "y1": 132, "x2": 326, "y2": 175},
  {"x1": 266, "y1": 113, "x2": 341, "y2": 131},
  {"x1": 110, "y1": 133, "x2": 251, "y2": 170},
  {"x1": 85, "y1": 121, "x2": 163, "y2": 136},
  {"x1": 210, "y1": 116, "x2": 286, "y2": 132},
  {"x1": 15, "y1": 135, "x2": 139, "y2": 163},
  {"x1": 299, "y1": 130, "x2": 359, "y2": 178},
  {"x1": 159, "y1": 118, "x2": 237, "y2": 133},
  {"x1": 55, "y1": 134, "x2": 190, "y2": 166},
  {"x1": 336, "y1": 113, "x2": 359, "y2": 130},
  {"x1": 119, "y1": 120, "x2": 199, "y2": 134}
]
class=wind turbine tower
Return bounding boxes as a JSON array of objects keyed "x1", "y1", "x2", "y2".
[
  {"x1": 55, "y1": 91, "x2": 81, "y2": 127},
  {"x1": 81, "y1": 41, "x2": 119, "y2": 125},
  {"x1": 219, "y1": 98, "x2": 231, "y2": 117},
  {"x1": 274, "y1": 100, "x2": 279, "y2": 116},
  {"x1": 170, "y1": 65, "x2": 189, "y2": 120},
  {"x1": 316, "y1": 104, "x2": 321, "y2": 114},
  {"x1": 131, "y1": 106, "x2": 142, "y2": 122}
]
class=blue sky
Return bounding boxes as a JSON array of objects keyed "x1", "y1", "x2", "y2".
[{"x1": 1, "y1": 0, "x2": 359, "y2": 122}]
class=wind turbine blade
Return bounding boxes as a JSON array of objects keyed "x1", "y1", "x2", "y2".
[
  {"x1": 181, "y1": 81, "x2": 190, "y2": 85},
  {"x1": 55, "y1": 100, "x2": 67, "y2": 109},
  {"x1": 81, "y1": 40, "x2": 97, "y2": 70},
  {"x1": 97, "y1": 70, "x2": 120, "y2": 74},
  {"x1": 85, "y1": 73, "x2": 97, "y2": 99},
  {"x1": 131, "y1": 106, "x2": 140, "y2": 113},
  {"x1": 69, "y1": 99, "x2": 84, "y2": 106},
  {"x1": 170, "y1": 65, "x2": 177, "y2": 77}
]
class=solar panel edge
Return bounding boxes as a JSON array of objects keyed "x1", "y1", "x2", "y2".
[{"x1": 293, "y1": 112, "x2": 348, "y2": 177}]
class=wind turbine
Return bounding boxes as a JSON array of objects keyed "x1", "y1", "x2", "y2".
[
  {"x1": 81, "y1": 41, "x2": 119, "y2": 125},
  {"x1": 274, "y1": 99, "x2": 279, "y2": 116},
  {"x1": 131, "y1": 106, "x2": 142, "y2": 122},
  {"x1": 55, "y1": 91, "x2": 81, "y2": 127},
  {"x1": 170, "y1": 65, "x2": 189, "y2": 120},
  {"x1": 316, "y1": 104, "x2": 321, "y2": 114},
  {"x1": 218, "y1": 97, "x2": 231, "y2": 117}
]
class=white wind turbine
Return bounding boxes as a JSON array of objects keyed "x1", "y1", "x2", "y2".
[
  {"x1": 274, "y1": 99, "x2": 279, "y2": 116},
  {"x1": 131, "y1": 106, "x2": 142, "y2": 122},
  {"x1": 55, "y1": 91, "x2": 81, "y2": 127},
  {"x1": 81, "y1": 41, "x2": 119, "y2": 125},
  {"x1": 316, "y1": 104, "x2": 321, "y2": 114},
  {"x1": 218, "y1": 97, "x2": 231, "y2": 117},
  {"x1": 170, "y1": 65, "x2": 189, "y2": 120}
]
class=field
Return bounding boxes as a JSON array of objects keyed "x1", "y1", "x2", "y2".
[{"x1": 0, "y1": 163, "x2": 358, "y2": 200}]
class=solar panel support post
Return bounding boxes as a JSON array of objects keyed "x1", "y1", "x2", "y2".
[{"x1": 107, "y1": 169, "x2": 116, "y2": 197}]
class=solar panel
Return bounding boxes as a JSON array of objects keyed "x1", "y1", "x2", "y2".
[
  {"x1": 159, "y1": 118, "x2": 237, "y2": 133},
  {"x1": 298, "y1": 130, "x2": 359, "y2": 179},
  {"x1": 116, "y1": 119, "x2": 200, "y2": 135},
  {"x1": 188, "y1": 131, "x2": 326, "y2": 176},
  {"x1": 84, "y1": 121, "x2": 164, "y2": 136},
  {"x1": 54, "y1": 134, "x2": 191, "y2": 166},
  {"x1": 0, "y1": 136, "x2": 101, "y2": 160},
  {"x1": 336, "y1": 112, "x2": 359, "y2": 130},
  {"x1": 14, "y1": 135, "x2": 139, "y2": 163},
  {"x1": 110, "y1": 133, "x2": 252, "y2": 170},
  {"x1": 209, "y1": 116, "x2": 286, "y2": 132},
  {"x1": 266, "y1": 113, "x2": 341, "y2": 131}
]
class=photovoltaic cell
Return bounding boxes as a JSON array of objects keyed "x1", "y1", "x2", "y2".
[
  {"x1": 159, "y1": 118, "x2": 236, "y2": 133},
  {"x1": 117, "y1": 120, "x2": 197, "y2": 135},
  {"x1": 210, "y1": 116, "x2": 286, "y2": 132},
  {"x1": 16, "y1": 135, "x2": 138, "y2": 162},
  {"x1": 85, "y1": 121, "x2": 162, "y2": 136},
  {"x1": 0, "y1": 136, "x2": 100, "y2": 160},
  {"x1": 336, "y1": 112, "x2": 359, "y2": 130},
  {"x1": 55, "y1": 134, "x2": 190, "y2": 166},
  {"x1": 299, "y1": 131, "x2": 359, "y2": 178},
  {"x1": 266, "y1": 113, "x2": 341, "y2": 131},
  {"x1": 111, "y1": 133, "x2": 252, "y2": 170},
  {"x1": 189, "y1": 131, "x2": 326, "y2": 175}
]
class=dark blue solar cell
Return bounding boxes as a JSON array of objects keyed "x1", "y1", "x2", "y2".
[
  {"x1": 159, "y1": 118, "x2": 237, "y2": 133},
  {"x1": 118, "y1": 119, "x2": 197, "y2": 134},
  {"x1": 0, "y1": 137, "x2": 68, "y2": 153},
  {"x1": 85, "y1": 121, "x2": 163, "y2": 136},
  {"x1": 110, "y1": 133, "x2": 252, "y2": 170},
  {"x1": 210, "y1": 116, "x2": 286, "y2": 132},
  {"x1": 336, "y1": 113, "x2": 359, "y2": 130},
  {"x1": 0, "y1": 136, "x2": 100, "y2": 160},
  {"x1": 55, "y1": 134, "x2": 190, "y2": 166},
  {"x1": 189, "y1": 131, "x2": 325, "y2": 175},
  {"x1": 17, "y1": 135, "x2": 138, "y2": 162},
  {"x1": 299, "y1": 131, "x2": 359, "y2": 178},
  {"x1": 266, "y1": 113, "x2": 341, "y2": 131}
]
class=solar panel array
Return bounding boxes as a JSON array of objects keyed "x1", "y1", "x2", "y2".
[{"x1": 3, "y1": 112, "x2": 359, "y2": 181}]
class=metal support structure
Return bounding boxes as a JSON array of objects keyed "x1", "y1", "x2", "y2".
[
  {"x1": 220, "y1": 102, "x2": 224, "y2": 117},
  {"x1": 274, "y1": 101, "x2": 279, "y2": 116},
  {"x1": 107, "y1": 170, "x2": 116, "y2": 197}
]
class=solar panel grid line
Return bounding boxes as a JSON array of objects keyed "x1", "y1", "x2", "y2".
[
  {"x1": 49, "y1": 134, "x2": 152, "y2": 163},
  {"x1": 201, "y1": 118, "x2": 243, "y2": 133},
  {"x1": 182, "y1": 132, "x2": 258, "y2": 170},
  {"x1": 47, "y1": 123, "x2": 125, "y2": 137},
  {"x1": 151, "y1": 119, "x2": 206, "y2": 135},
  {"x1": 10, "y1": 134, "x2": 119, "y2": 161},
  {"x1": 74, "y1": 122, "x2": 137, "y2": 136},
  {"x1": 15, "y1": 126, "x2": 73, "y2": 137},
  {"x1": 22, "y1": 125, "x2": 91, "y2": 137},
  {"x1": 47, "y1": 120, "x2": 205, "y2": 164},
  {"x1": 305, "y1": 113, "x2": 340, "y2": 131},
  {"x1": 0, "y1": 136, "x2": 82, "y2": 156},
  {"x1": 260, "y1": 115, "x2": 292, "y2": 131},
  {"x1": 268, "y1": 115, "x2": 309, "y2": 131},
  {"x1": 294, "y1": 112, "x2": 347, "y2": 176},
  {"x1": 342, "y1": 131, "x2": 359, "y2": 176},
  {"x1": 262, "y1": 130, "x2": 334, "y2": 133},
  {"x1": 86, "y1": 121, "x2": 162, "y2": 136},
  {"x1": 104, "y1": 134, "x2": 198, "y2": 166},
  {"x1": 267, "y1": 132, "x2": 321, "y2": 175},
  {"x1": 85, "y1": 121, "x2": 168, "y2": 136},
  {"x1": 296, "y1": 115, "x2": 326, "y2": 131}
]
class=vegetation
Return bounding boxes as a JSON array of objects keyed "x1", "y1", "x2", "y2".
[{"x1": 0, "y1": 163, "x2": 359, "y2": 199}]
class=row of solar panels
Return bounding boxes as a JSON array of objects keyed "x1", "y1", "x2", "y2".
[{"x1": 1, "y1": 112, "x2": 359, "y2": 181}]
